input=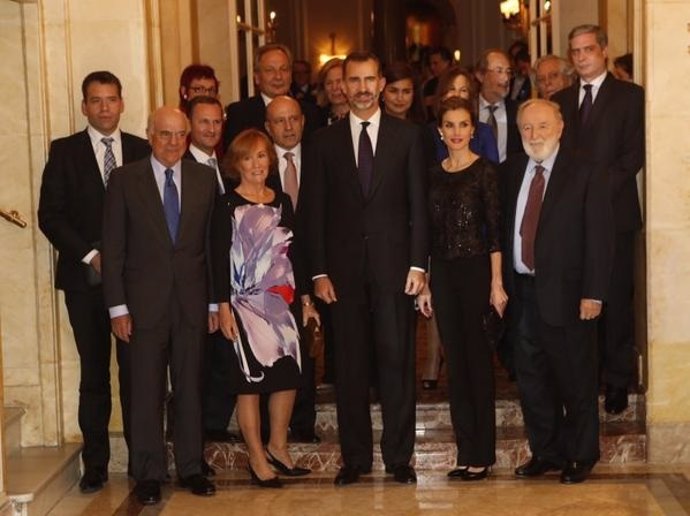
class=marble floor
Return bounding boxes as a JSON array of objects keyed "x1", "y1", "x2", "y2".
[{"x1": 48, "y1": 464, "x2": 690, "y2": 515}]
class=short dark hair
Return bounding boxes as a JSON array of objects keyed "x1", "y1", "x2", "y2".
[
  {"x1": 614, "y1": 53, "x2": 633, "y2": 78},
  {"x1": 427, "y1": 46, "x2": 452, "y2": 65},
  {"x1": 437, "y1": 96, "x2": 477, "y2": 130},
  {"x1": 187, "y1": 95, "x2": 224, "y2": 120},
  {"x1": 343, "y1": 51, "x2": 382, "y2": 77},
  {"x1": 381, "y1": 61, "x2": 425, "y2": 124},
  {"x1": 178, "y1": 64, "x2": 219, "y2": 111},
  {"x1": 81, "y1": 71, "x2": 122, "y2": 99}
]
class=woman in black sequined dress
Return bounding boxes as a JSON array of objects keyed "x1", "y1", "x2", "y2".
[{"x1": 417, "y1": 97, "x2": 508, "y2": 481}]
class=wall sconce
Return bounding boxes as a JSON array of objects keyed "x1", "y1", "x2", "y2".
[
  {"x1": 500, "y1": 0, "x2": 520, "y2": 19},
  {"x1": 319, "y1": 32, "x2": 347, "y2": 65},
  {"x1": 266, "y1": 10, "x2": 278, "y2": 42}
]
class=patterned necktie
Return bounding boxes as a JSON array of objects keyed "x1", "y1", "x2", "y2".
[
  {"x1": 580, "y1": 84, "x2": 593, "y2": 126},
  {"x1": 102, "y1": 137, "x2": 116, "y2": 186},
  {"x1": 207, "y1": 157, "x2": 217, "y2": 169},
  {"x1": 283, "y1": 152, "x2": 299, "y2": 209},
  {"x1": 358, "y1": 121, "x2": 374, "y2": 197},
  {"x1": 487, "y1": 105, "x2": 499, "y2": 141},
  {"x1": 163, "y1": 168, "x2": 180, "y2": 244},
  {"x1": 519, "y1": 165, "x2": 545, "y2": 271}
]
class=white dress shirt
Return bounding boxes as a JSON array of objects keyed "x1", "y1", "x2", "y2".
[
  {"x1": 578, "y1": 70, "x2": 607, "y2": 106},
  {"x1": 513, "y1": 146, "x2": 559, "y2": 274},
  {"x1": 188, "y1": 143, "x2": 225, "y2": 194},
  {"x1": 348, "y1": 109, "x2": 381, "y2": 165}
]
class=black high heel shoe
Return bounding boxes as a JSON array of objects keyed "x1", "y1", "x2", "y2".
[
  {"x1": 461, "y1": 466, "x2": 491, "y2": 481},
  {"x1": 266, "y1": 449, "x2": 311, "y2": 477},
  {"x1": 447, "y1": 466, "x2": 468, "y2": 478},
  {"x1": 248, "y1": 465, "x2": 282, "y2": 488}
]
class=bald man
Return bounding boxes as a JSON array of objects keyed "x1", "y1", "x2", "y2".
[{"x1": 102, "y1": 106, "x2": 217, "y2": 504}]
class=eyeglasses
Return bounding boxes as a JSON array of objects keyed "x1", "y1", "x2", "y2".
[
  {"x1": 188, "y1": 85, "x2": 218, "y2": 96},
  {"x1": 156, "y1": 130, "x2": 187, "y2": 140},
  {"x1": 486, "y1": 67, "x2": 513, "y2": 76}
]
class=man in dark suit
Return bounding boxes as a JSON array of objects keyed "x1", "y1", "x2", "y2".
[
  {"x1": 102, "y1": 106, "x2": 216, "y2": 505},
  {"x1": 265, "y1": 95, "x2": 319, "y2": 443},
  {"x1": 307, "y1": 52, "x2": 428, "y2": 486},
  {"x1": 475, "y1": 48, "x2": 523, "y2": 164},
  {"x1": 183, "y1": 96, "x2": 238, "y2": 449},
  {"x1": 502, "y1": 99, "x2": 613, "y2": 484},
  {"x1": 553, "y1": 24, "x2": 645, "y2": 415},
  {"x1": 290, "y1": 59, "x2": 317, "y2": 104},
  {"x1": 223, "y1": 43, "x2": 320, "y2": 150},
  {"x1": 37, "y1": 71, "x2": 149, "y2": 494}
]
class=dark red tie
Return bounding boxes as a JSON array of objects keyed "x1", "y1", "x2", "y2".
[{"x1": 520, "y1": 165, "x2": 545, "y2": 271}]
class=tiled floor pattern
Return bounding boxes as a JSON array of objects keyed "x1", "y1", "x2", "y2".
[{"x1": 48, "y1": 465, "x2": 690, "y2": 515}]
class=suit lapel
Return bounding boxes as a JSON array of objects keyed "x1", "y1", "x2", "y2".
[
  {"x1": 77, "y1": 130, "x2": 106, "y2": 193},
  {"x1": 539, "y1": 149, "x2": 570, "y2": 227},
  {"x1": 136, "y1": 161, "x2": 173, "y2": 248},
  {"x1": 584, "y1": 72, "x2": 615, "y2": 130},
  {"x1": 334, "y1": 119, "x2": 364, "y2": 202},
  {"x1": 369, "y1": 114, "x2": 394, "y2": 199}
]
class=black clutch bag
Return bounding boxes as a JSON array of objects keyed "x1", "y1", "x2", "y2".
[{"x1": 483, "y1": 306, "x2": 505, "y2": 353}]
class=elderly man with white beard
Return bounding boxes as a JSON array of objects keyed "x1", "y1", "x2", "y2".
[{"x1": 500, "y1": 99, "x2": 614, "y2": 484}]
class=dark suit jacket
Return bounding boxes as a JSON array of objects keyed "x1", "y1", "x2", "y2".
[
  {"x1": 38, "y1": 129, "x2": 150, "y2": 291},
  {"x1": 504, "y1": 97, "x2": 523, "y2": 159},
  {"x1": 501, "y1": 148, "x2": 614, "y2": 327},
  {"x1": 306, "y1": 113, "x2": 429, "y2": 296},
  {"x1": 182, "y1": 148, "x2": 233, "y2": 194},
  {"x1": 552, "y1": 73, "x2": 645, "y2": 231},
  {"x1": 223, "y1": 94, "x2": 321, "y2": 151},
  {"x1": 102, "y1": 157, "x2": 217, "y2": 329}
]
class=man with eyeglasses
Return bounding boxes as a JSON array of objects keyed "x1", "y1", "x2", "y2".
[
  {"x1": 38, "y1": 71, "x2": 150, "y2": 495},
  {"x1": 475, "y1": 48, "x2": 523, "y2": 164},
  {"x1": 553, "y1": 24, "x2": 645, "y2": 416},
  {"x1": 223, "y1": 43, "x2": 320, "y2": 151},
  {"x1": 534, "y1": 55, "x2": 573, "y2": 100},
  {"x1": 102, "y1": 106, "x2": 217, "y2": 505}
]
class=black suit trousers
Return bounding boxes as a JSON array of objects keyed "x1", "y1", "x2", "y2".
[
  {"x1": 129, "y1": 295, "x2": 205, "y2": 482},
  {"x1": 202, "y1": 331, "x2": 237, "y2": 432},
  {"x1": 431, "y1": 254, "x2": 495, "y2": 466},
  {"x1": 331, "y1": 284, "x2": 416, "y2": 469},
  {"x1": 512, "y1": 274, "x2": 600, "y2": 464},
  {"x1": 64, "y1": 287, "x2": 131, "y2": 474},
  {"x1": 599, "y1": 230, "x2": 636, "y2": 388}
]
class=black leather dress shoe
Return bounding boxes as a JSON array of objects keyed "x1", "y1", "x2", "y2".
[
  {"x1": 204, "y1": 429, "x2": 240, "y2": 443},
  {"x1": 135, "y1": 480, "x2": 161, "y2": 505},
  {"x1": 392, "y1": 465, "x2": 417, "y2": 484},
  {"x1": 266, "y1": 449, "x2": 311, "y2": 476},
  {"x1": 178, "y1": 474, "x2": 216, "y2": 496},
  {"x1": 515, "y1": 457, "x2": 563, "y2": 477},
  {"x1": 462, "y1": 467, "x2": 490, "y2": 481},
  {"x1": 604, "y1": 384, "x2": 629, "y2": 415},
  {"x1": 248, "y1": 465, "x2": 282, "y2": 488},
  {"x1": 334, "y1": 465, "x2": 366, "y2": 486},
  {"x1": 560, "y1": 461, "x2": 593, "y2": 484},
  {"x1": 79, "y1": 470, "x2": 107, "y2": 494},
  {"x1": 447, "y1": 466, "x2": 468, "y2": 478}
]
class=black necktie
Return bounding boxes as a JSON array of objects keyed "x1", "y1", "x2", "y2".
[
  {"x1": 358, "y1": 121, "x2": 374, "y2": 196},
  {"x1": 580, "y1": 84, "x2": 593, "y2": 126},
  {"x1": 520, "y1": 165, "x2": 545, "y2": 271}
]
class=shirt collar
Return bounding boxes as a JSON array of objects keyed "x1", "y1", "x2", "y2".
[
  {"x1": 349, "y1": 107, "x2": 381, "y2": 132},
  {"x1": 479, "y1": 95, "x2": 504, "y2": 110},
  {"x1": 87, "y1": 125, "x2": 121, "y2": 146},
  {"x1": 260, "y1": 92, "x2": 274, "y2": 107},
  {"x1": 188, "y1": 143, "x2": 216, "y2": 163},
  {"x1": 150, "y1": 155, "x2": 181, "y2": 175},
  {"x1": 581, "y1": 70, "x2": 607, "y2": 89},
  {"x1": 275, "y1": 142, "x2": 301, "y2": 160}
]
